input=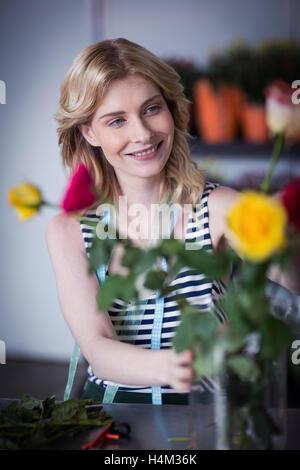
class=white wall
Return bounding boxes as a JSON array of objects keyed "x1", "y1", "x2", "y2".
[
  {"x1": 0, "y1": 0, "x2": 93, "y2": 360},
  {"x1": 95, "y1": 0, "x2": 300, "y2": 66},
  {"x1": 0, "y1": 0, "x2": 299, "y2": 362}
]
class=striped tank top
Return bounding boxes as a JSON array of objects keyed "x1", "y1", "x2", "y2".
[{"x1": 79, "y1": 181, "x2": 228, "y2": 395}]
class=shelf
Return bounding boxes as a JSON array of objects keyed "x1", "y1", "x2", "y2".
[{"x1": 188, "y1": 138, "x2": 300, "y2": 158}]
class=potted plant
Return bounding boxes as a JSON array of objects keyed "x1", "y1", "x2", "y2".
[
  {"x1": 193, "y1": 52, "x2": 240, "y2": 143},
  {"x1": 221, "y1": 42, "x2": 268, "y2": 143}
]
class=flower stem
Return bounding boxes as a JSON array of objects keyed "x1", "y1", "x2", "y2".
[
  {"x1": 260, "y1": 132, "x2": 284, "y2": 194},
  {"x1": 41, "y1": 200, "x2": 60, "y2": 210}
]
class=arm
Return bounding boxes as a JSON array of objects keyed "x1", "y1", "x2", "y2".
[{"x1": 46, "y1": 213, "x2": 194, "y2": 391}]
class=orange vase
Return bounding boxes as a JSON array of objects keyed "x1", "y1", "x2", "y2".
[
  {"x1": 241, "y1": 102, "x2": 269, "y2": 143},
  {"x1": 227, "y1": 85, "x2": 246, "y2": 127},
  {"x1": 193, "y1": 79, "x2": 237, "y2": 143}
]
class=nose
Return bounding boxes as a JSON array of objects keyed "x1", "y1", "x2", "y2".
[{"x1": 129, "y1": 115, "x2": 154, "y2": 143}]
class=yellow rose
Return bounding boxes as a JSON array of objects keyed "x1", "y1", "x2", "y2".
[
  {"x1": 8, "y1": 183, "x2": 43, "y2": 222},
  {"x1": 226, "y1": 191, "x2": 287, "y2": 262}
]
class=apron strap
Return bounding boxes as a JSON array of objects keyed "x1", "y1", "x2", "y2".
[
  {"x1": 150, "y1": 205, "x2": 178, "y2": 404},
  {"x1": 63, "y1": 341, "x2": 81, "y2": 401}
]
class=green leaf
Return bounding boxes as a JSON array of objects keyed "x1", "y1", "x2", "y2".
[
  {"x1": 42, "y1": 396, "x2": 56, "y2": 419},
  {"x1": 97, "y1": 275, "x2": 124, "y2": 310},
  {"x1": 20, "y1": 396, "x2": 43, "y2": 422},
  {"x1": 97, "y1": 273, "x2": 138, "y2": 309},
  {"x1": 237, "y1": 290, "x2": 269, "y2": 326},
  {"x1": 0, "y1": 396, "x2": 112, "y2": 450},
  {"x1": 159, "y1": 238, "x2": 183, "y2": 256},
  {"x1": 239, "y1": 261, "x2": 270, "y2": 289},
  {"x1": 88, "y1": 236, "x2": 118, "y2": 272},
  {"x1": 144, "y1": 270, "x2": 167, "y2": 290},
  {"x1": 132, "y1": 247, "x2": 161, "y2": 275},
  {"x1": 260, "y1": 316, "x2": 293, "y2": 359},
  {"x1": 192, "y1": 341, "x2": 224, "y2": 378},
  {"x1": 270, "y1": 247, "x2": 290, "y2": 272},
  {"x1": 2, "y1": 402, "x2": 22, "y2": 424},
  {"x1": 172, "y1": 300, "x2": 218, "y2": 353},
  {"x1": 51, "y1": 400, "x2": 79, "y2": 422},
  {"x1": 172, "y1": 315, "x2": 197, "y2": 353},
  {"x1": 121, "y1": 246, "x2": 144, "y2": 268},
  {"x1": 118, "y1": 273, "x2": 138, "y2": 303},
  {"x1": 217, "y1": 290, "x2": 253, "y2": 338},
  {"x1": 21, "y1": 396, "x2": 42, "y2": 411},
  {"x1": 193, "y1": 348, "x2": 215, "y2": 378},
  {"x1": 192, "y1": 311, "x2": 219, "y2": 341},
  {"x1": 218, "y1": 327, "x2": 247, "y2": 354},
  {"x1": 75, "y1": 406, "x2": 88, "y2": 422},
  {"x1": 227, "y1": 355, "x2": 260, "y2": 381},
  {"x1": 177, "y1": 247, "x2": 230, "y2": 280}
]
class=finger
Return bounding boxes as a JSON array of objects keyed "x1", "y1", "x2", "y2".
[
  {"x1": 174, "y1": 349, "x2": 194, "y2": 365},
  {"x1": 173, "y1": 380, "x2": 192, "y2": 394},
  {"x1": 172, "y1": 364, "x2": 195, "y2": 384}
]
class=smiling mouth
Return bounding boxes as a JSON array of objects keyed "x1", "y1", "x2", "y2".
[{"x1": 126, "y1": 141, "x2": 163, "y2": 157}]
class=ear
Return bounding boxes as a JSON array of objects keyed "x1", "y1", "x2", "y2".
[{"x1": 80, "y1": 123, "x2": 100, "y2": 147}]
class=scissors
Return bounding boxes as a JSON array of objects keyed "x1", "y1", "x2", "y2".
[{"x1": 81, "y1": 421, "x2": 131, "y2": 450}]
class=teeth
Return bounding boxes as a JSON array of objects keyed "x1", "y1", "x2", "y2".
[{"x1": 132, "y1": 144, "x2": 158, "y2": 157}]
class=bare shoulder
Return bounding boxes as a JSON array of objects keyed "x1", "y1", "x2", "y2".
[
  {"x1": 46, "y1": 212, "x2": 85, "y2": 254},
  {"x1": 208, "y1": 184, "x2": 240, "y2": 212},
  {"x1": 207, "y1": 185, "x2": 241, "y2": 249}
]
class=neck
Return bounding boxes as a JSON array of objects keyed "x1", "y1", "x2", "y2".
[
  {"x1": 114, "y1": 172, "x2": 169, "y2": 244},
  {"x1": 116, "y1": 172, "x2": 165, "y2": 211}
]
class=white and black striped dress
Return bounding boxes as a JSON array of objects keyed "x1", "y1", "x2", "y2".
[{"x1": 79, "y1": 181, "x2": 228, "y2": 395}]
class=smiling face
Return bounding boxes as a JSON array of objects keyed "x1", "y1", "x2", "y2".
[{"x1": 80, "y1": 74, "x2": 174, "y2": 185}]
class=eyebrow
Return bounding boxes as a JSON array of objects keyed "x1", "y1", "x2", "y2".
[{"x1": 98, "y1": 94, "x2": 163, "y2": 120}]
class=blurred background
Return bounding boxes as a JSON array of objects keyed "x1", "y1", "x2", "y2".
[{"x1": 0, "y1": 0, "x2": 300, "y2": 402}]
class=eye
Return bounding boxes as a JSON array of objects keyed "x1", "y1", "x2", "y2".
[
  {"x1": 109, "y1": 118, "x2": 125, "y2": 127},
  {"x1": 146, "y1": 104, "x2": 161, "y2": 113},
  {"x1": 108, "y1": 105, "x2": 161, "y2": 127}
]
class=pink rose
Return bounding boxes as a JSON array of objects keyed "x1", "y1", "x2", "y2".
[
  {"x1": 264, "y1": 80, "x2": 300, "y2": 138},
  {"x1": 61, "y1": 163, "x2": 97, "y2": 213}
]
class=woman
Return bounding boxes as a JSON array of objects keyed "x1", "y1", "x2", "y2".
[{"x1": 47, "y1": 38, "x2": 298, "y2": 405}]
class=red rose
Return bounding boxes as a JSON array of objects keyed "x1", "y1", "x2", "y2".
[
  {"x1": 281, "y1": 176, "x2": 300, "y2": 233},
  {"x1": 61, "y1": 163, "x2": 97, "y2": 213},
  {"x1": 265, "y1": 80, "x2": 292, "y2": 105}
]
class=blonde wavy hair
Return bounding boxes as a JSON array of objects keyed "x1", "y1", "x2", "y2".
[{"x1": 54, "y1": 37, "x2": 205, "y2": 209}]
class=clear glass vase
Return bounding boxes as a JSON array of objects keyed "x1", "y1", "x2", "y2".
[
  {"x1": 188, "y1": 349, "x2": 287, "y2": 450},
  {"x1": 188, "y1": 287, "x2": 293, "y2": 450}
]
